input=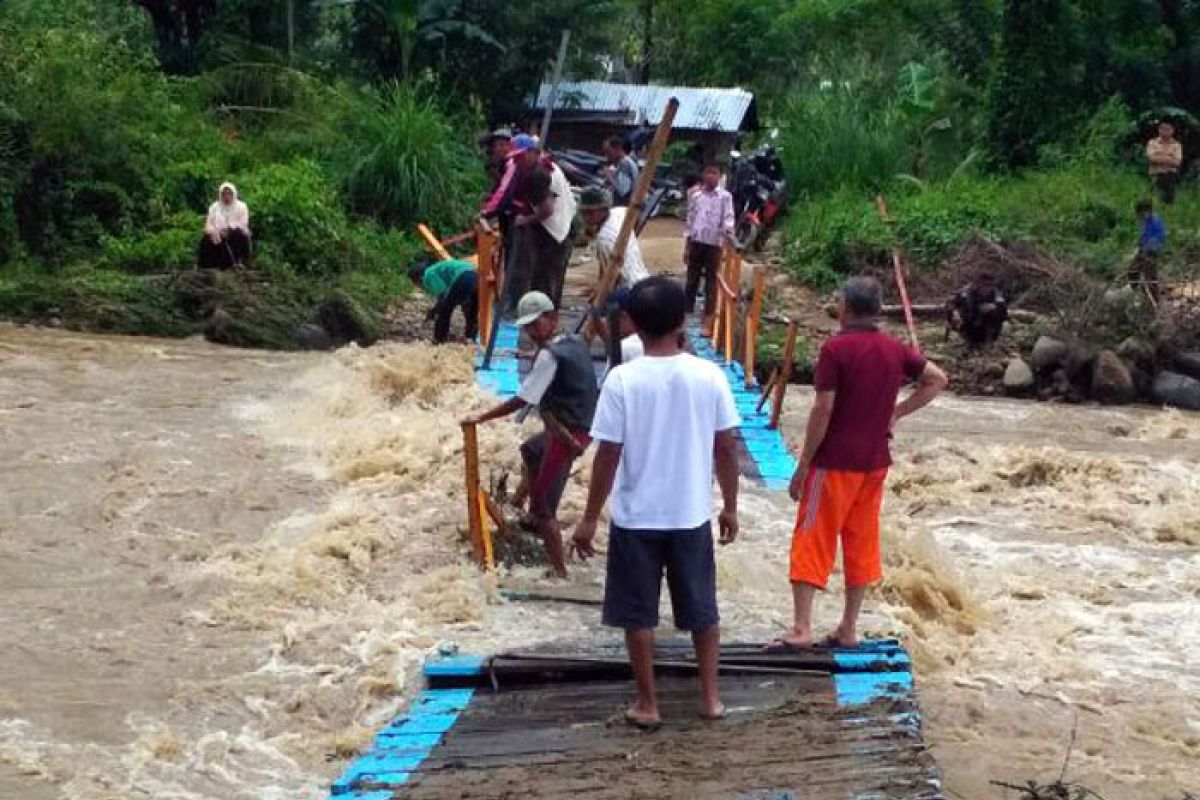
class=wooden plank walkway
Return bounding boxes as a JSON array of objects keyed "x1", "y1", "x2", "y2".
[{"x1": 330, "y1": 640, "x2": 944, "y2": 800}]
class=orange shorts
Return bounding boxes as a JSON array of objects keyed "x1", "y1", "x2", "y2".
[{"x1": 789, "y1": 467, "x2": 888, "y2": 589}]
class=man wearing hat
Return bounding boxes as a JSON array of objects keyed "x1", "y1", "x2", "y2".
[
  {"x1": 481, "y1": 134, "x2": 577, "y2": 311},
  {"x1": 579, "y1": 186, "x2": 651, "y2": 296},
  {"x1": 477, "y1": 127, "x2": 513, "y2": 194},
  {"x1": 462, "y1": 291, "x2": 599, "y2": 578}
]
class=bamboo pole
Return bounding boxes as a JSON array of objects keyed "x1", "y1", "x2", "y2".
[
  {"x1": 875, "y1": 194, "x2": 920, "y2": 350},
  {"x1": 477, "y1": 490, "x2": 494, "y2": 571},
  {"x1": 724, "y1": 250, "x2": 734, "y2": 362},
  {"x1": 461, "y1": 422, "x2": 485, "y2": 565},
  {"x1": 539, "y1": 31, "x2": 571, "y2": 147},
  {"x1": 744, "y1": 267, "x2": 765, "y2": 388},
  {"x1": 768, "y1": 320, "x2": 798, "y2": 430},
  {"x1": 711, "y1": 255, "x2": 724, "y2": 344},
  {"x1": 577, "y1": 98, "x2": 680, "y2": 334},
  {"x1": 417, "y1": 223, "x2": 453, "y2": 262},
  {"x1": 475, "y1": 229, "x2": 498, "y2": 350}
]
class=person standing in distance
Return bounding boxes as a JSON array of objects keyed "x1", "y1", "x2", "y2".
[{"x1": 572, "y1": 276, "x2": 741, "y2": 728}]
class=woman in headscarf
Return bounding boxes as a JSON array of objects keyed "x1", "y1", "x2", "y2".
[{"x1": 198, "y1": 182, "x2": 251, "y2": 269}]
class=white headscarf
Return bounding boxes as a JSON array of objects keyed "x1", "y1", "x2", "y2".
[{"x1": 206, "y1": 182, "x2": 250, "y2": 235}]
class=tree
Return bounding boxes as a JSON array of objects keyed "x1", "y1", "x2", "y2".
[
  {"x1": 349, "y1": 0, "x2": 502, "y2": 82},
  {"x1": 987, "y1": 0, "x2": 1084, "y2": 169},
  {"x1": 133, "y1": 0, "x2": 218, "y2": 73}
]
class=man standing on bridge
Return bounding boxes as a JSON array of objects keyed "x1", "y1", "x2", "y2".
[
  {"x1": 572, "y1": 277, "x2": 741, "y2": 728},
  {"x1": 771, "y1": 277, "x2": 947, "y2": 652},
  {"x1": 684, "y1": 164, "x2": 735, "y2": 337}
]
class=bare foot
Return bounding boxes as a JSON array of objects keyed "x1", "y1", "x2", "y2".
[
  {"x1": 828, "y1": 625, "x2": 858, "y2": 648},
  {"x1": 763, "y1": 628, "x2": 812, "y2": 652},
  {"x1": 699, "y1": 702, "x2": 726, "y2": 721}
]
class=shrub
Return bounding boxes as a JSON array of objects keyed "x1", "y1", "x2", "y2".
[{"x1": 332, "y1": 84, "x2": 483, "y2": 231}]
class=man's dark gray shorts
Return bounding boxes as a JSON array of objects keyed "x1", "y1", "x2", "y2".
[{"x1": 602, "y1": 521, "x2": 719, "y2": 632}]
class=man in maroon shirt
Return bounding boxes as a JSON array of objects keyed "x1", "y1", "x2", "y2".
[{"x1": 770, "y1": 277, "x2": 948, "y2": 650}]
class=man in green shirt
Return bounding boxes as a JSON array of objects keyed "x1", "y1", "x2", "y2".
[{"x1": 409, "y1": 258, "x2": 479, "y2": 344}]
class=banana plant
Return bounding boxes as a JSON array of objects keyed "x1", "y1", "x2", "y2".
[{"x1": 350, "y1": 0, "x2": 503, "y2": 80}]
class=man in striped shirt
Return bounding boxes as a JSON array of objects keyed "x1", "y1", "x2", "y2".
[{"x1": 684, "y1": 164, "x2": 735, "y2": 336}]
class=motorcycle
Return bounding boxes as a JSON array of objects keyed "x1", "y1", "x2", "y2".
[
  {"x1": 730, "y1": 147, "x2": 787, "y2": 252},
  {"x1": 549, "y1": 148, "x2": 683, "y2": 233}
]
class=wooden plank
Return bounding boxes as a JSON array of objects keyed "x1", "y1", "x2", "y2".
[{"x1": 388, "y1": 670, "x2": 937, "y2": 799}]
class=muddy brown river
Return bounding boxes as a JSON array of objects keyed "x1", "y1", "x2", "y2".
[{"x1": 0, "y1": 320, "x2": 1197, "y2": 800}]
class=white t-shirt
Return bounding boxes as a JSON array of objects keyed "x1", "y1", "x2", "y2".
[
  {"x1": 595, "y1": 207, "x2": 650, "y2": 286},
  {"x1": 601, "y1": 335, "x2": 645, "y2": 383},
  {"x1": 590, "y1": 353, "x2": 741, "y2": 530},
  {"x1": 620, "y1": 334, "x2": 644, "y2": 362},
  {"x1": 542, "y1": 164, "x2": 576, "y2": 244}
]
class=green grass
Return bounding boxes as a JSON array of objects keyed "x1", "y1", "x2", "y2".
[{"x1": 783, "y1": 164, "x2": 1200, "y2": 288}]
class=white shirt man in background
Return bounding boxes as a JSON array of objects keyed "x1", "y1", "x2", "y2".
[{"x1": 578, "y1": 186, "x2": 651, "y2": 291}]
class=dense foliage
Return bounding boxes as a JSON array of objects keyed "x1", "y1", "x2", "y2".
[
  {"x1": 0, "y1": 0, "x2": 486, "y2": 345},
  {"x1": 1, "y1": 0, "x2": 1199, "y2": 343}
]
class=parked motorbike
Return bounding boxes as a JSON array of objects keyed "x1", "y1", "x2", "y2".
[
  {"x1": 730, "y1": 147, "x2": 787, "y2": 252},
  {"x1": 549, "y1": 148, "x2": 683, "y2": 232}
]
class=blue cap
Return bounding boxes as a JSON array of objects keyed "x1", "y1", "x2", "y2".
[{"x1": 511, "y1": 133, "x2": 537, "y2": 154}]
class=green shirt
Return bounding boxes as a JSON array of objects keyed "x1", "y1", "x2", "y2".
[{"x1": 421, "y1": 260, "x2": 475, "y2": 297}]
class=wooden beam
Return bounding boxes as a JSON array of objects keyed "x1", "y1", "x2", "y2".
[
  {"x1": 475, "y1": 229, "x2": 499, "y2": 350},
  {"x1": 461, "y1": 422, "x2": 485, "y2": 566},
  {"x1": 744, "y1": 267, "x2": 766, "y2": 388},
  {"x1": 769, "y1": 321, "x2": 798, "y2": 431},
  {"x1": 876, "y1": 195, "x2": 920, "y2": 350}
]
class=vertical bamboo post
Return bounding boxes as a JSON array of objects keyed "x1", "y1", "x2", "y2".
[
  {"x1": 475, "y1": 230, "x2": 495, "y2": 349},
  {"x1": 711, "y1": 255, "x2": 724, "y2": 343},
  {"x1": 768, "y1": 321, "x2": 798, "y2": 431},
  {"x1": 477, "y1": 491, "x2": 494, "y2": 571},
  {"x1": 722, "y1": 253, "x2": 735, "y2": 363},
  {"x1": 461, "y1": 422, "x2": 485, "y2": 565},
  {"x1": 744, "y1": 267, "x2": 765, "y2": 388}
]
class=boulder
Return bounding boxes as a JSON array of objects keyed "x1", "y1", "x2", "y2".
[
  {"x1": 293, "y1": 323, "x2": 334, "y2": 351},
  {"x1": 1003, "y1": 358, "x2": 1035, "y2": 394},
  {"x1": 316, "y1": 290, "x2": 379, "y2": 347},
  {"x1": 1117, "y1": 336, "x2": 1157, "y2": 373},
  {"x1": 1090, "y1": 350, "x2": 1136, "y2": 405},
  {"x1": 204, "y1": 308, "x2": 233, "y2": 342},
  {"x1": 1152, "y1": 371, "x2": 1200, "y2": 411},
  {"x1": 1173, "y1": 351, "x2": 1200, "y2": 381},
  {"x1": 1030, "y1": 335, "x2": 1069, "y2": 373}
]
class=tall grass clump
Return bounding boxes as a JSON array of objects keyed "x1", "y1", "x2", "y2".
[
  {"x1": 334, "y1": 85, "x2": 482, "y2": 231},
  {"x1": 777, "y1": 82, "x2": 912, "y2": 198}
]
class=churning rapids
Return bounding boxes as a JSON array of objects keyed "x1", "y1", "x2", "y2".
[{"x1": 1, "y1": 323, "x2": 1197, "y2": 800}]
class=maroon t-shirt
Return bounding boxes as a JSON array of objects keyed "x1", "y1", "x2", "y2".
[{"x1": 811, "y1": 325, "x2": 926, "y2": 471}]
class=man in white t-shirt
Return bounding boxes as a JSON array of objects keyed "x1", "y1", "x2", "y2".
[
  {"x1": 571, "y1": 276, "x2": 741, "y2": 728},
  {"x1": 578, "y1": 186, "x2": 651, "y2": 291}
]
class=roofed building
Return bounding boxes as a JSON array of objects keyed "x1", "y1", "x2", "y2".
[{"x1": 527, "y1": 81, "x2": 758, "y2": 165}]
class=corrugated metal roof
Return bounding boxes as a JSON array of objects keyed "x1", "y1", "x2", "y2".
[{"x1": 531, "y1": 81, "x2": 755, "y2": 132}]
